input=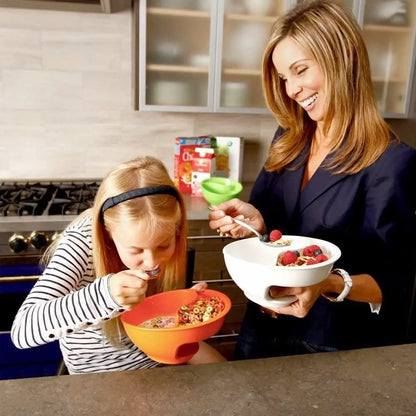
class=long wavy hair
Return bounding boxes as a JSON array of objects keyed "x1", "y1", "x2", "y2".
[
  {"x1": 43, "y1": 156, "x2": 187, "y2": 346},
  {"x1": 262, "y1": 0, "x2": 395, "y2": 174}
]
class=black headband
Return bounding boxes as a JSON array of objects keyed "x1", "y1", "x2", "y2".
[{"x1": 101, "y1": 185, "x2": 181, "y2": 214}]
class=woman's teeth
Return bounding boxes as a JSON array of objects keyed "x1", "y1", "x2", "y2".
[{"x1": 300, "y1": 93, "x2": 318, "y2": 109}]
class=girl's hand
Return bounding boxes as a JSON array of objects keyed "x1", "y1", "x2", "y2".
[
  {"x1": 266, "y1": 282, "x2": 323, "y2": 318},
  {"x1": 108, "y1": 270, "x2": 153, "y2": 310},
  {"x1": 208, "y1": 199, "x2": 266, "y2": 239},
  {"x1": 191, "y1": 281, "x2": 207, "y2": 293}
]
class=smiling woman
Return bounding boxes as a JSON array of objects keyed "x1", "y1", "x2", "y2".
[
  {"x1": 272, "y1": 36, "x2": 326, "y2": 122},
  {"x1": 209, "y1": 0, "x2": 416, "y2": 360}
]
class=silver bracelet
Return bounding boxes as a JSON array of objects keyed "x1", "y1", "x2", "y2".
[{"x1": 322, "y1": 268, "x2": 352, "y2": 302}]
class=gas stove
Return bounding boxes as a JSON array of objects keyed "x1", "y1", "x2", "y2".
[
  {"x1": 0, "y1": 180, "x2": 100, "y2": 377},
  {"x1": 0, "y1": 181, "x2": 100, "y2": 257},
  {"x1": 0, "y1": 181, "x2": 99, "y2": 216}
]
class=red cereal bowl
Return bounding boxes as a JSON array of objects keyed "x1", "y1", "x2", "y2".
[{"x1": 121, "y1": 289, "x2": 231, "y2": 364}]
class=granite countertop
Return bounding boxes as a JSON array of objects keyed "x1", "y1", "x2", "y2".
[{"x1": 1, "y1": 344, "x2": 415, "y2": 416}]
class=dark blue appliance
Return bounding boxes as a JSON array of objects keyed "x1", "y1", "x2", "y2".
[{"x1": 0, "y1": 263, "x2": 63, "y2": 380}]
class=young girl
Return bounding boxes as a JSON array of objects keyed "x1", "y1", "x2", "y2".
[{"x1": 11, "y1": 156, "x2": 225, "y2": 374}]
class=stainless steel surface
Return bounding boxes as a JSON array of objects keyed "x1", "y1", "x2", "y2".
[
  {"x1": 232, "y1": 217, "x2": 266, "y2": 240},
  {"x1": 0, "y1": 180, "x2": 100, "y2": 257},
  {"x1": 231, "y1": 218, "x2": 290, "y2": 247}
]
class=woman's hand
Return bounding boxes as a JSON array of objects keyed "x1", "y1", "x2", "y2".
[
  {"x1": 208, "y1": 198, "x2": 266, "y2": 239},
  {"x1": 108, "y1": 270, "x2": 154, "y2": 310},
  {"x1": 266, "y1": 271, "x2": 383, "y2": 318},
  {"x1": 266, "y1": 283, "x2": 323, "y2": 318}
]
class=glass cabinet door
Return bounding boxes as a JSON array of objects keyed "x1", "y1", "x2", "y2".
[
  {"x1": 296, "y1": 0, "x2": 416, "y2": 118},
  {"x1": 337, "y1": 0, "x2": 354, "y2": 12},
  {"x1": 361, "y1": 0, "x2": 415, "y2": 116},
  {"x1": 138, "y1": 0, "x2": 416, "y2": 117},
  {"x1": 139, "y1": 0, "x2": 215, "y2": 111},
  {"x1": 215, "y1": 0, "x2": 287, "y2": 113}
]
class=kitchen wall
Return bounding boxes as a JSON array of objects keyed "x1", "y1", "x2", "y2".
[
  {"x1": 0, "y1": 6, "x2": 276, "y2": 183},
  {"x1": 0, "y1": 6, "x2": 415, "y2": 183}
]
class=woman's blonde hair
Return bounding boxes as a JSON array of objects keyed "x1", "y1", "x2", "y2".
[
  {"x1": 262, "y1": 0, "x2": 395, "y2": 174},
  {"x1": 43, "y1": 156, "x2": 187, "y2": 346}
]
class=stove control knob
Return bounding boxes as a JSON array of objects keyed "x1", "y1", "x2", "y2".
[
  {"x1": 8, "y1": 234, "x2": 28, "y2": 253},
  {"x1": 29, "y1": 231, "x2": 50, "y2": 250},
  {"x1": 50, "y1": 231, "x2": 61, "y2": 242}
]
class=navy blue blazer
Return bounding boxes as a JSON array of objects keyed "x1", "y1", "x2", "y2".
[{"x1": 249, "y1": 129, "x2": 416, "y2": 349}]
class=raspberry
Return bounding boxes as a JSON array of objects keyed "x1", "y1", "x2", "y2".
[
  {"x1": 306, "y1": 258, "x2": 318, "y2": 265},
  {"x1": 269, "y1": 229, "x2": 282, "y2": 242},
  {"x1": 280, "y1": 250, "x2": 298, "y2": 266},
  {"x1": 315, "y1": 254, "x2": 328, "y2": 263},
  {"x1": 302, "y1": 245, "x2": 321, "y2": 257}
]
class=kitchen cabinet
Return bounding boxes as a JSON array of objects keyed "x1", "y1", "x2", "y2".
[
  {"x1": 360, "y1": 0, "x2": 416, "y2": 117},
  {"x1": 0, "y1": 0, "x2": 131, "y2": 13},
  {"x1": 136, "y1": 0, "x2": 415, "y2": 118},
  {"x1": 135, "y1": 0, "x2": 295, "y2": 113},
  {"x1": 187, "y1": 219, "x2": 247, "y2": 359}
]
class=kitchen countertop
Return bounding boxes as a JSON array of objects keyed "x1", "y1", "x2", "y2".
[
  {"x1": 0, "y1": 183, "x2": 254, "y2": 231},
  {"x1": 1, "y1": 344, "x2": 415, "y2": 415}
]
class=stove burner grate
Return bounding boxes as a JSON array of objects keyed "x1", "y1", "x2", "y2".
[
  {"x1": 0, "y1": 181, "x2": 100, "y2": 217},
  {"x1": 0, "y1": 184, "x2": 53, "y2": 216}
]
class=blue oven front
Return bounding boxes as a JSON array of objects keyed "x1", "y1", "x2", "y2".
[{"x1": 0, "y1": 264, "x2": 63, "y2": 380}]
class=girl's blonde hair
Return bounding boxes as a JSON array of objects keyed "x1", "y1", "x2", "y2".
[
  {"x1": 43, "y1": 156, "x2": 187, "y2": 346},
  {"x1": 262, "y1": 0, "x2": 395, "y2": 174}
]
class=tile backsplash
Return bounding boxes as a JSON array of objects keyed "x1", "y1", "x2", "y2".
[
  {"x1": 0, "y1": 7, "x2": 276, "y2": 183},
  {"x1": 0, "y1": 6, "x2": 414, "y2": 183}
]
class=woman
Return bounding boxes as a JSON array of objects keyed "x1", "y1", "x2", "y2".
[
  {"x1": 209, "y1": 0, "x2": 416, "y2": 359},
  {"x1": 12, "y1": 156, "x2": 225, "y2": 374}
]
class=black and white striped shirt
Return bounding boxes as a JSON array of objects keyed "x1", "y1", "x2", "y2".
[{"x1": 11, "y1": 216, "x2": 160, "y2": 374}]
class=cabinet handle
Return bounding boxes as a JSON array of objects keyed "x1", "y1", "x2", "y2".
[
  {"x1": 190, "y1": 278, "x2": 234, "y2": 284},
  {"x1": 210, "y1": 333, "x2": 239, "y2": 339}
]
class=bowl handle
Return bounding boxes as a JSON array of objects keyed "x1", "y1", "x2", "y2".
[
  {"x1": 263, "y1": 291, "x2": 297, "y2": 307},
  {"x1": 175, "y1": 342, "x2": 200, "y2": 362}
]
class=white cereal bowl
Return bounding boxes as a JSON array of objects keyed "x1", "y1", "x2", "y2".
[{"x1": 223, "y1": 236, "x2": 341, "y2": 308}]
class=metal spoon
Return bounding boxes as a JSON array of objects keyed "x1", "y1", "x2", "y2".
[
  {"x1": 232, "y1": 218, "x2": 269, "y2": 241},
  {"x1": 232, "y1": 218, "x2": 292, "y2": 247},
  {"x1": 208, "y1": 206, "x2": 290, "y2": 247},
  {"x1": 145, "y1": 267, "x2": 160, "y2": 277}
]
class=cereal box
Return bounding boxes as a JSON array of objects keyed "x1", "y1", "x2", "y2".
[
  {"x1": 210, "y1": 136, "x2": 243, "y2": 182},
  {"x1": 191, "y1": 148, "x2": 216, "y2": 196},
  {"x1": 174, "y1": 137, "x2": 211, "y2": 193}
]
